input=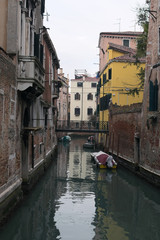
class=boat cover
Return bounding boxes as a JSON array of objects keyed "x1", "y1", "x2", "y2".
[{"x1": 96, "y1": 153, "x2": 109, "y2": 165}]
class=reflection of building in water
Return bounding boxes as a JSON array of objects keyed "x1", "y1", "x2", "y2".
[
  {"x1": 57, "y1": 143, "x2": 69, "y2": 178},
  {"x1": 68, "y1": 147, "x2": 94, "y2": 179},
  {"x1": 68, "y1": 151, "x2": 88, "y2": 179},
  {"x1": 93, "y1": 168, "x2": 160, "y2": 240}
]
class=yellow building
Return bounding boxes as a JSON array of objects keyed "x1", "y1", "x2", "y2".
[{"x1": 99, "y1": 42, "x2": 146, "y2": 122}]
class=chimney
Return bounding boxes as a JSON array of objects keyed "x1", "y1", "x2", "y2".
[{"x1": 59, "y1": 68, "x2": 64, "y2": 76}]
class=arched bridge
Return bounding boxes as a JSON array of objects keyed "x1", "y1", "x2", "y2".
[{"x1": 56, "y1": 120, "x2": 109, "y2": 133}]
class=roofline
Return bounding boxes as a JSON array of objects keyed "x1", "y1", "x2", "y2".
[
  {"x1": 71, "y1": 77, "x2": 99, "y2": 81},
  {"x1": 43, "y1": 27, "x2": 60, "y2": 68},
  {"x1": 98, "y1": 31, "x2": 142, "y2": 47},
  {"x1": 100, "y1": 57, "x2": 146, "y2": 75},
  {"x1": 108, "y1": 42, "x2": 136, "y2": 54},
  {"x1": 100, "y1": 31, "x2": 142, "y2": 36}
]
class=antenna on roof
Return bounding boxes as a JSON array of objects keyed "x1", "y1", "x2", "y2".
[
  {"x1": 44, "y1": 11, "x2": 50, "y2": 21},
  {"x1": 114, "y1": 18, "x2": 121, "y2": 32}
]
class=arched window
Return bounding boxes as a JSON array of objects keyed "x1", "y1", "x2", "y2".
[
  {"x1": 75, "y1": 107, "x2": 80, "y2": 116},
  {"x1": 87, "y1": 93, "x2": 93, "y2": 100},
  {"x1": 75, "y1": 93, "x2": 80, "y2": 100}
]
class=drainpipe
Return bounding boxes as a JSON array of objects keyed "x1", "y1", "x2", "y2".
[{"x1": 31, "y1": 131, "x2": 34, "y2": 168}]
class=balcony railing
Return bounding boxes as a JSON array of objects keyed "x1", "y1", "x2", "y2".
[
  {"x1": 56, "y1": 120, "x2": 109, "y2": 133},
  {"x1": 17, "y1": 56, "x2": 45, "y2": 92}
]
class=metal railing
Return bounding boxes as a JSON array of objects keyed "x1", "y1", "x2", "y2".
[{"x1": 56, "y1": 120, "x2": 109, "y2": 133}]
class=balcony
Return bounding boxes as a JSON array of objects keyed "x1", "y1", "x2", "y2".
[
  {"x1": 17, "y1": 56, "x2": 45, "y2": 100},
  {"x1": 52, "y1": 80, "x2": 62, "y2": 99}
]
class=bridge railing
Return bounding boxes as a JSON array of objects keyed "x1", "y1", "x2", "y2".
[{"x1": 56, "y1": 120, "x2": 109, "y2": 132}]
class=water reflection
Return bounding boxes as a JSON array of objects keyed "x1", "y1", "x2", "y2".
[{"x1": 0, "y1": 135, "x2": 160, "y2": 240}]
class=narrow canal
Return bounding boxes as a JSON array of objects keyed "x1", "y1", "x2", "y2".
[{"x1": 1, "y1": 135, "x2": 160, "y2": 240}]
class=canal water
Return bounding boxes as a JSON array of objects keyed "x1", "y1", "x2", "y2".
[{"x1": 1, "y1": 135, "x2": 160, "y2": 240}]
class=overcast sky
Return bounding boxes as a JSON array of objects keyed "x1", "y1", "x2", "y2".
[{"x1": 44, "y1": 0, "x2": 146, "y2": 79}]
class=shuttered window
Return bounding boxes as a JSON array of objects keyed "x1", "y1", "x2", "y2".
[
  {"x1": 41, "y1": 0, "x2": 45, "y2": 15},
  {"x1": 100, "y1": 93, "x2": 112, "y2": 111},
  {"x1": 149, "y1": 80, "x2": 158, "y2": 111},
  {"x1": 34, "y1": 33, "x2": 39, "y2": 59}
]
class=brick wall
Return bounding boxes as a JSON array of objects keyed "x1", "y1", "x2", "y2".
[
  {"x1": 0, "y1": 49, "x2": 20, "y2": 188},
  {"x1": 108, "y1": 103, "x2": 142, "y2": 162},
  {"x1": 140, "y1": 0, "x2": 160, "y2": 170}
]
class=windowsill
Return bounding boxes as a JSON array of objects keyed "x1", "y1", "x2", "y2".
[{"x1": 22, "y1": 127, "x2": 43, "y2": 132}]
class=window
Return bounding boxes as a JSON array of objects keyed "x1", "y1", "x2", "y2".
[
  {"x1": 10, "y1": 86, "x2": 16, "y2": 120},
  {"x1": 41, "y1": 0, "x2": 45, "y2": 15},
  {"x1": 100, "y1": 94, "x2": 112, "y2": 111},
  {"x1": 87, "y1": 93, "x2": 93, "y2": 100},
  {"x1": 158, "y1": 28, "x2": 160, "y2": 54},
  {"x1": 108, "y1": 68, "x2": 112, "y2": 80},
  {"x1": 77, "y1": 82, "x2": 83, "y2": 87},
  {"x1": 103, "y1": 73, "x2": 107, "y2": 84},
  {"x1": 123, "y1": 39, "x2": 129, "y2": 47},
  {"x1": 149, "y1": 80, "x2": 158, "y2": 111},
  {"x1": 34, "y1": 33, "x2": 39, "y2": 58},
  {"x1": 75, "y1": 107, "x2": 80, "y2": 116},
  {"x1": 23, "y1": 107, "x2": 30, "y2": 127},
  {"x1": 75, "y1": 93, "x2": 80, "y2": 100},
  {"x1": 87, "y1": 108, "x2": 93, "y2": 115},
  {"x1": 91, "y1": 83, "x2": 97, "y2": 88},
  {"x1": 0, "y1": 90, "x2": 4, "y2": 133}
]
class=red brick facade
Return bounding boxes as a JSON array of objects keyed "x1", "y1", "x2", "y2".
[
  {"x1": 141, "y1": 0, "x2": 160, "y2": 169},
  {"x1": 0, "y1": 49, "x2": 20, "y2": 187},
  {"x1": 108, "y1": 103, "x2": 142, "y2": 164}
]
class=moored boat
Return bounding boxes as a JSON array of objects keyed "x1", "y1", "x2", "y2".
[
  {"x1": 83, "y1": 135, "x2": 95, "y2": 149},
  {"x1": 59, "y1": 135, "x2": 71, "y2": 142},
  {"x1": 91, "y1": 151, "x2": 117, "y2": 169},
  {"x1": 83, "y1": 142, "x2": 95, "y2": 149}
]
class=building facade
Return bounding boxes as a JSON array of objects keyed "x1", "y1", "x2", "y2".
[
  {"x1": 141, "y1": 0, "x2": 160, "y2": 169},
  {"x1": 99, "y1": 42, "x2": 145, "y2": 122},
  {"x1": 57, "y1": 68, "x2": 69, "y2": 123},
  {"x1": 70, "y1": 76, "x2": 99, "y2": 122},
  {"x1": 98, "y1": 32, "x2": 142, "y2": 72},
  {"x1": 0, "y1": 0, "x2": 60, "y2": 223}
]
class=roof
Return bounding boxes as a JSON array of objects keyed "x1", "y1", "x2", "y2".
[
  {"x1": 108, "y1": 42, "x2": 136, "y2": 55},
  {"x1": 98, "y1": 31, "x2": 142, "y2": 47},
  {"x1": 100, "y1": 31, "x2": 142, "y2": 37},
  {"x1": 100, "y1": 42, "x2": 146, "y2": 74},
  {"x1": 112, "y1": 54, "x2": 146, "y2": 63},
  {"x1": 71, "y1": 76, "x2": 99, "y2": 82},
  {"x1": 43, "y1": 27, "x2": 60, "y2": 68}
]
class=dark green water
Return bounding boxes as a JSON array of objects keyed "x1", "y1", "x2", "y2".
[{"x1": 1, "y1": 135, "x2": 160, "y2": 240}]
